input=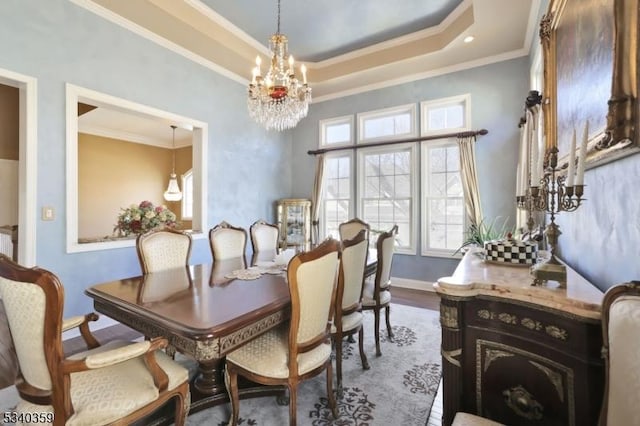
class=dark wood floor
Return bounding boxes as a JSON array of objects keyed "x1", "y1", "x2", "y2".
[
  {"x1": 65, "y1": 287, "x2": 440, "y2": 354},
  {"x1": 392, "y1": 287, "x2": 440, "y2": 310}
]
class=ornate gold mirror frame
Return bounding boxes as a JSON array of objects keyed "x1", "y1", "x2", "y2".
[{"x1": 540, "y1": 0, "x2": 638, "y2": 168}]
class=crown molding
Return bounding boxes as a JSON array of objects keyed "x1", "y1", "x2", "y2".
[
  {"x1": 68, "y1": 0, "x2": 247, "y2": 85},
  {"x1": 313, "y1": 48, "x2": 529, "y2": 103}
]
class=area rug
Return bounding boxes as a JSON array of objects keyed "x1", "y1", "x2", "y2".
[{"x1": 0, "y1": 304, "x2": 441, "y2": 426}]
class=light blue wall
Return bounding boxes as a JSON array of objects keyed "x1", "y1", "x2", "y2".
[
  {"x1": 556, "y1": 150, "x2": 640, "y2": 291},
  {"x1": 292, "y1": 57, "x2": 530, "y2": 283},
  {"x1": 0, "y1": 0, "x2": 291, "y2": 316}
]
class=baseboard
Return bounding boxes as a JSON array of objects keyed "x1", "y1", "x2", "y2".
[
  {"x1": 392, "y1": 276, "x2": 435, "y2": 292},
  {"x1": 62, "y1": 315, "x2": 119, "y2": 341}
]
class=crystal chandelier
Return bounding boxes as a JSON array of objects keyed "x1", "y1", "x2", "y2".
[
  {"x1": 247, "y1": 0, "x2": 311, "y2": 131},
  {"x1": 163, "y1": 125, "x2": 182, "y2": 202}
]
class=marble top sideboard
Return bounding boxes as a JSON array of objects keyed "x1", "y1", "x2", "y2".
[{"x1": 434, "y1": 247, "x2": 603, "y2": 320}]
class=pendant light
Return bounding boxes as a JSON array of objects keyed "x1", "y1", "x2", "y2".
[{"x1": 163, "y1": 125, "x2": 182, "y2": 202}]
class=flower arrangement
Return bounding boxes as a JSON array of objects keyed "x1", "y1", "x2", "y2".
[{"x1": 113, "y1": 200, "x2": 178, "y2": 237}]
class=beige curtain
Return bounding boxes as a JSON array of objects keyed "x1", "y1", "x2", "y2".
[
  {"x1": 457, "y1": 135, "x2": 483, "y2": 228},
  {"x1": 310, "y1": 154, "x2": 325, "y2": 244}
]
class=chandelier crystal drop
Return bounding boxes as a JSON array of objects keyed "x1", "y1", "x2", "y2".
[{"x1": 247, "y1": 0, "x2": 311, "y2": 131}]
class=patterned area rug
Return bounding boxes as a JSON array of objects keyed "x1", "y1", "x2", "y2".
[
  {"x1": 188, "y1": 303, "x2": 441, "y2": 426},
  {"x1": 0, "y1": 304, "x2": 441, "y2": 426}
]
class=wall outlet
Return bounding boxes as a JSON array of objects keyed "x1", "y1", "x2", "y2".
[{"x1": 42, "y1": 206, "x2": 55, "y2": 221}]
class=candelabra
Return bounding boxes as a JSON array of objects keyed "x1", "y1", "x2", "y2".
[{"x1": 528, "y1": 146, "x2": 586, "y2": 286}]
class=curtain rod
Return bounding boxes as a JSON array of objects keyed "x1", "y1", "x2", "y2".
[{"x1": 307, "y1": 129, "x2": 489, "y2": 155}]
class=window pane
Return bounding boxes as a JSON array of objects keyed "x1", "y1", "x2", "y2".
[
  {"x1": 430, "y1": 173, "x2": 446, "y2": 197},
  {"x1": 337, "y1": 178, "x2": 350, "y2": 198},
  {"x1": 365, "y1": 176, "x2": 379, "y2": 197},
  {"x1": 428, "y1": 108, "x2": 446, "y2": 130},
  {"x1": 338, "y1": 157, "x2": 350, "y2": 177},
  {"x1": 430, "y1": 147, "x2": 446, "y2": 172},
  {"x1": 325, "y1": 158, "x2": 338, "y2": 179},
  {"x1": 395, "y1": 174, "x2": 410, "y2": 197},
  {"x1": 365, "y1": 155, "x2": 379, "y2": 176},
  {"x1": 446, "y1": 146, "x2": 459, "y2": 171},
  {"x1": 361, "y1": 106, "x2": 414, "y2": 141},
  {"x1": 429, "y1": 199, "x2": 445, "y2": 224},
  {"x1": 430, "y1": 224, "x2": 446, "y2": 249},
  {"x1": 446, "y1": 105, "x2": 464, "y2": 128},
  {"x1": 379, "y1": 153, "x2": 395, "y2": 176},
  {"x1": 326, "y1": 123, "x2": 351, "y2": 145},
  {"x1": 447, "y1": 173, "x2": 463, "y2": 197}
]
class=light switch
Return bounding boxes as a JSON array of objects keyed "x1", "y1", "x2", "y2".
[{"x1": 42, "y1": 206, "x2": 55, "y2": 221}]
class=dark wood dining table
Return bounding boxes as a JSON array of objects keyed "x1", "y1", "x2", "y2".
[
  {"x1": 85, "y1": 259, "x2": 290, "y2": 413},
  {"x1": 84, "y1": 250, "x2": 378, "y2": 418}
]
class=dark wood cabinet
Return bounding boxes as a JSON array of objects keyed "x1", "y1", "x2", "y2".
[{"x1": 436, "y1": 250, "x2": 604, "y2": 425}]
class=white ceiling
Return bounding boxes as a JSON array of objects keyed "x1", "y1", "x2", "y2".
[{"x1": 73, "y1": 0, "x2": 540, "y2": 143}]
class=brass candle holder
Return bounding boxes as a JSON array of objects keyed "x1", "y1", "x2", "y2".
[{"x1": 528, "y1": 146, "x2": 585, "y2": 287}]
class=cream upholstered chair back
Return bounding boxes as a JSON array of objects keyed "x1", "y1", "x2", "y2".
[
  {"x1": 375, "y1": 225, "x2": 397, "y2": 290},
  {"x1": 250, "y1": 220, "x2": 280, "y2": 253},
  {"x1": 136, "y1": 229, "x2": 192, "y2": 273},
  {"x1": 209, "y1": 221, "x2": 248, "y2": 262},
  {"x1": 600, "y1": 281, "x2": 640, "y2": 426},
  {"x1": 339, "y1": 218, "x2": 370, "y2": 242},
  {"x1": 0, "y1": 265, "x2": 59, "y2": 392},
  {"x1": 339, "y1": 230, "x2": 369, "y2": 310},
  {"x1": 288, "y1": 238, "x2": 340, "y2": 346}
]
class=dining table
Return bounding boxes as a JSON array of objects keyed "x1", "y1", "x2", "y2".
[{"x1": 84, "y1": 250, "x2": 379, "y2": 419}]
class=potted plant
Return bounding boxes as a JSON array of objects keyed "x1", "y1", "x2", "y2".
[{"x1": 454, "y1": 217, "x2": 513, "y2": 256}]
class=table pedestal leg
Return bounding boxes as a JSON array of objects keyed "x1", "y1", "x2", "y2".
[{"x1": 194, "y1": 359, "x2": 226, "y2": 396}]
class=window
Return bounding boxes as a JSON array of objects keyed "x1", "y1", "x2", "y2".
[
  {"x1": 319, "y1": 115, "x2": 353, "y2": 147},
  {"x1": 358, "y1": 103, "x2": 417, "y2": 143},
  {"x1": 321, "y1": 154, "x2": 352, "y2": 239},
  {"x1": 421, "y1": 94, "x2": 470, "y2": 136},
  {"x1": 181, "y1": 169, "x2": 193, "y2": 220},
  {"x1": 421, "y1": 140, "x2": 465, "y2": 256},
  {"x1": 358, "y1": 144, "x2": 417, "y2": 253}
]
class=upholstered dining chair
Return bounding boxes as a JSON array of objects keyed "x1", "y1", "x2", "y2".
[
  {"x1": 225, "y1": 238, "x2": 340, "y2": 426},
  {"x1": 599, "y1": 280, "x2": 640, "y2": 426},
  {"x1": 249, "y1": 219, "x2": 280, "y2": 254},
  {"x1": 333, "y1": 229, "x2": 370, "y2": 395},
  {"x1": 0, "y1": 254, "x2": 190, "y2": 426},
  {"x1": 362, "y1": 224, "x2": 397, "y2": 356},
  {"x1": 209, "y1": 221, "x2": 248, "y2": 266},
  {"x1": 338, "y1": 217, "x2": 370, "y2": 242},
  {"x1": 136, "y1": 228, "x2": 192, "y2": 273}
]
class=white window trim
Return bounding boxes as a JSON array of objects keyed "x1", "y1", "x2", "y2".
[
  {"x1": 356, "y1": 142, "x2": 418, "y2": 255},
  {"x1": 181, "y1": 168, "x2": 193, "y2": 220},
  {"x1": 420, "y1": 94, "x2": 471, "y2": 136},
  {"x1": 319, "y1": 151, "x2": 354, "y2": 240},
  {"x1": 319, "y1": 114, "x2": 354, "y2": 148},
  {"x1": 357, "y1": 103, "x2": 417, "y2": 144},
  {"x1": 66, "y1": 84, "x2": 208, "y2": 253},
  {"x1": 420, "y1": 138, "x2": 466, "y2": 258}
]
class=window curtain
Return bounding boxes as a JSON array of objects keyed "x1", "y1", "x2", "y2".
[
  {"x1": 457, "y1": 135, "x2": 483, "y2": 228},
  {"x1": 310, "y1": 154, "x2": 325, "y2": 245}
]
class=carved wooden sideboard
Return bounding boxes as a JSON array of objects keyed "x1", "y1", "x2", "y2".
[{"x1": 435, "y1": 249, "x2": 604, "y2": 426}]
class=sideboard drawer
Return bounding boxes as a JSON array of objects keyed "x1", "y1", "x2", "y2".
[{"x1": 464, "y1": 297, "x2": 602, "y2": 361}]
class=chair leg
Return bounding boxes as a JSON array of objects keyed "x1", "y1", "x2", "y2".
[
  {"x1": 335, "y1": 332, "x2": 343, "y2": 397},
  {"x1": 358, "y1": 327, "x2": 370, "y2": 370},
  {"x1": 374, "y1": 309, "x2": 382, "y2": 356},
  {"x1": 227, "y1": 366, "x2": 240, "y2": 426},
  {"x1": 173, "y1": 383, "x2": 189, "y2": 426},
  {"x1": 326, "y1": 360, "x2": 338, "y2": 419},
  {"x1": 288, "y1": 382, "x2": 298, "y2": 426},
  {"x1": 385, "y1": 305, "x2": 393, "y2": 338}
]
